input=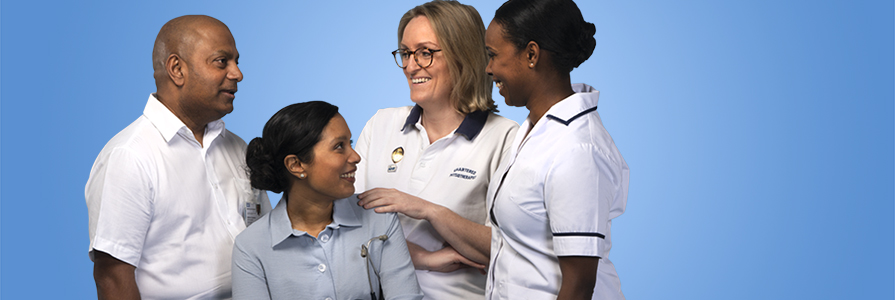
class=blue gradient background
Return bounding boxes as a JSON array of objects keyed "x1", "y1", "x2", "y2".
[{"x1": 2, "y1": 1, "x2": 892, "y2": 299}]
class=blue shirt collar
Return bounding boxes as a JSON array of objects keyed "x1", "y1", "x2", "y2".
[
  {"x1": 269, "y1": 195, "x2": 363, "y2": 247},
  {"x1": 400, "y1": 104, "x2": 489, "y2": 141}
]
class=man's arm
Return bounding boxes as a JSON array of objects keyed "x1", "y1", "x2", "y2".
[
  {"x1": 93, "y1": 250, "x2": 140, "y2": 300},
  {"x1": 556, "y1": 256, "x2": 599, "y2": 300}
]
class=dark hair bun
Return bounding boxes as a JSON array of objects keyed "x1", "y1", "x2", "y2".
[
  {"x1": 246, "y1": 137, "x2": 287, "y2": 193},
  {"x1": 494, "y1": 0, "x2": 595, "y2": 72},
  {"x1": 571, "y1": 21, "x2": 596, "y2": 69}
]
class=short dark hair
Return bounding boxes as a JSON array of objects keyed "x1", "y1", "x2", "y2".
[
  {"x1": 245, "y1": 101, "x2": 339, "y2": 193},
  {"x1": 493, "y1": 0, "x2": 596, "y2": 73}
]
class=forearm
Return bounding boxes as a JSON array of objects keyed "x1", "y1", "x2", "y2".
[
  {"x1": 425, "y1": 205, "x2": 491, "y2": 264},
  {"x1": 93, "y1": 251, "x2": 140, "y2": 300},
  {"x1": 556, "y1": 256, "x2": 599, "y2": 300},
  {"x1": 405, "y1": 241, "x2": 429, "y2": 270}
]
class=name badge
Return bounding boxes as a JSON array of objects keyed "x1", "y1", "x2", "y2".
[{"x1": 245, "y1": 202, "x2": 261, "y2": 226}]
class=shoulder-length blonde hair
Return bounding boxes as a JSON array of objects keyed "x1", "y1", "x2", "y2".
[{"x1": 398, "y1": 0, "x2": 497, "y2": 114}]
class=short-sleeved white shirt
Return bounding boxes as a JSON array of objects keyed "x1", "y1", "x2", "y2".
[
  {"x1": 486, "y1": 84, "x2": 629, "y2": 300},
  {"x1": 86, "y1": 94, "x2": 272, "y2": 300},
  {"x1": 355, "y1": 105, "x2": 518, "y2": 299}
]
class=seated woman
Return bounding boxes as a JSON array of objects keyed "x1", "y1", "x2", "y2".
[{"x1": 232, "y1": 101, "x2": 423, "y2": 300}]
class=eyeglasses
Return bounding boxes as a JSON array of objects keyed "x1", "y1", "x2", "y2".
[{"x1": 391, "y1": 48, "x2": 442, "y2": 69}]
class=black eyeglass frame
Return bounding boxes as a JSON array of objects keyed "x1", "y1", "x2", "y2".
[{"x1": 391, "y1": 48, "x2": 443, "y2": 69}]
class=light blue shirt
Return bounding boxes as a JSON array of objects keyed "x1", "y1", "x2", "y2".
[{"x1": 232, "y1": 195, "x2": 423, "y2": 300}]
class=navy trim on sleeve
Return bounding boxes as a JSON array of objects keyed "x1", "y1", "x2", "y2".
[
  {"x1": 546, "y1": 106, "x2": 598, "y2": 126},
  {"x1": 556, "y1": 255, "x2": 603, "y2": 259},
  {"x1": 552, "y1": 232, "x2": 605, "y2": 239}
]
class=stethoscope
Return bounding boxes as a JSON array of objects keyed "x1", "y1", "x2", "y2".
[{"x1": 361, "y1": 234, "x2": 389, "y2": 300}]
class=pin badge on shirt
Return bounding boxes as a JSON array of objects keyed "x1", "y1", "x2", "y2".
[{"x1": 388, "y1": 147, "x2": 404, "y2": 173}]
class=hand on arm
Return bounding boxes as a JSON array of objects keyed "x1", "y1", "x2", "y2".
[
  {"x1": 556, "y1": 256, "x2": 599, "y2": 300},
  {"x1": 93, "y1": 250, "x2": 140, "y2": 300},
  {"x1": 357, "y1": 188, "x2": 491, "y2": 264},
  {"x1": 406, "y1": 241, "x2": 485, "y2": 273}
]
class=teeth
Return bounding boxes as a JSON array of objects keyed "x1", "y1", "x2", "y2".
[
  {"x1": 495, "y1": 81, "x2": 503, "y2": 89},
  {"x1": 412, "y1": 78, "x2": 430, "y2": 84},
  {"x1": 340, "y1": 172, "x2": 355, "y2": 178}
]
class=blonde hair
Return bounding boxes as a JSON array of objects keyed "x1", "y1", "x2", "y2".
[{"x1": 398, "y1": 0, "x2": 497, "y2": 114}]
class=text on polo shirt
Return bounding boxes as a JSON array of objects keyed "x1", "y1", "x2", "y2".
[{"x1": 449, "y1": 167, "x2": 477, "y2": 180}]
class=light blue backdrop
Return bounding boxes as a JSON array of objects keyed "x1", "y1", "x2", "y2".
[{"x1": 1, "y1": 1, "x2": 892, "y2": 299}]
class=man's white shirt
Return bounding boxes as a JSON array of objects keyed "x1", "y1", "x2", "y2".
[{"x1": 86, "y1": 94, "x2": 271, "y2": 299}]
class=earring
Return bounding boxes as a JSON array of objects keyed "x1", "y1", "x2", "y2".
[
  {"x1": 529, "y1": 62, "x2": 534, "y2": 68},
  {"x1": 299, "y1": 173, "x2": 306, "y2": 179}
]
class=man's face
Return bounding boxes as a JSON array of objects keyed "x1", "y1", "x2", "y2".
[{"x1": 181, "y1": 23, "x2": 242, "y2": 121}]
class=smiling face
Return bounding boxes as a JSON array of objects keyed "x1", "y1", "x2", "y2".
[
  {"x1": 485, "y1": 20, "x2": 531, "y2": 108},
  {"x1": 301, "y1": 113, "x2": 361, "y2": 201},
  {"x1": 181, "y1": 22, "x2": 243, "y2": 121},
  {"x1": 401, "y1": 16, "x2": 453, "y2": 106}
]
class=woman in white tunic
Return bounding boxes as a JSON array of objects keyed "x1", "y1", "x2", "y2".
[{"x1": 483, "y1": 0, "x2": 629, "y2": 299}]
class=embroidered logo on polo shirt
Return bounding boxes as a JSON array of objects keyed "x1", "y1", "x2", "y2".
[{"x1": 449, "y1": 167, "x2": 477, "y2": 180}]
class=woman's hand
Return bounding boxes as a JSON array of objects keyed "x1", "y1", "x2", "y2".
[
  {"x1": 357, "y1": 188, "x2": 437, "y2": 220},
  {"x1": 407, "y1": 242, "x2": 485, "y2": 273},
  {"x1": 359, "y1": 187, "x2": 492, "y2": 265}
]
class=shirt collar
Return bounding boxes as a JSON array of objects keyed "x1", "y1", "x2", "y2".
[
  {"x1": 143, "y1": 94, "x2": 186, "y2": 142},
  {"x1": 269, "y1": 195, "x2": 363, "y2": 247},
  {"x1": 142, "y1": 93, "x2": 226, "y2": 144},
  {"x1": 544, "y1": 83, "x2": 601, "y2": 126},
  {"x1": 400, "y1": 104, "x2": 489, "y2": 141}
]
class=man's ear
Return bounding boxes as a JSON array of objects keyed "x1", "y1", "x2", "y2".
[
  {"x1": 166, "y1": 54, "x2": 185, "y2": 87},
  {"x1": 284, "y1": 155, "x2": 306, "y2": 178}
]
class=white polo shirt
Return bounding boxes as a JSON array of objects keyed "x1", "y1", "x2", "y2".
[
  {"x1": 355, "y1": 105, "x2": 518, "y2": 300},
  {"x1": 86, "y1": 94, "x2": 271, "y2": 300},
  {"x1": 486, "y1": 84, "x2": 628, "y2": 300}
]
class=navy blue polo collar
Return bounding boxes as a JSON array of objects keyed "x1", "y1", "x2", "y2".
[{"x1": 401, "y1": 105, "x2": 489, "y2": 141}]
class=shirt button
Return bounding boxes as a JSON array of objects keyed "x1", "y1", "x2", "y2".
[
  {"x1": 319, "y1": 235, "x2": 329, "y2": 242},
  {"x1": 317, "y1": 264, "x2": 326, "y2": 273},
  {"x1": 325, "y1": 298, "x2": 333, "y2": 300},
  {"x1": 420, "y1": 162, "x2": 427, "y2": 168}
]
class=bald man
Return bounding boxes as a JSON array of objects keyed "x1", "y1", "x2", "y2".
[{"x1": 86, "y1": 15, "x2": 271, "y2": 299}]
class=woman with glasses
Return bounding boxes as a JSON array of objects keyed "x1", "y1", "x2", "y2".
[
  {"x1": 483, "y1": 0, "x2": 628, "y2": 299},
  {"x1": 353, "y1": 1, "x2": 518, "y2": 299},
  {"x1": 232, "y1": 101, "x2": 423, "y2": 300}
]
